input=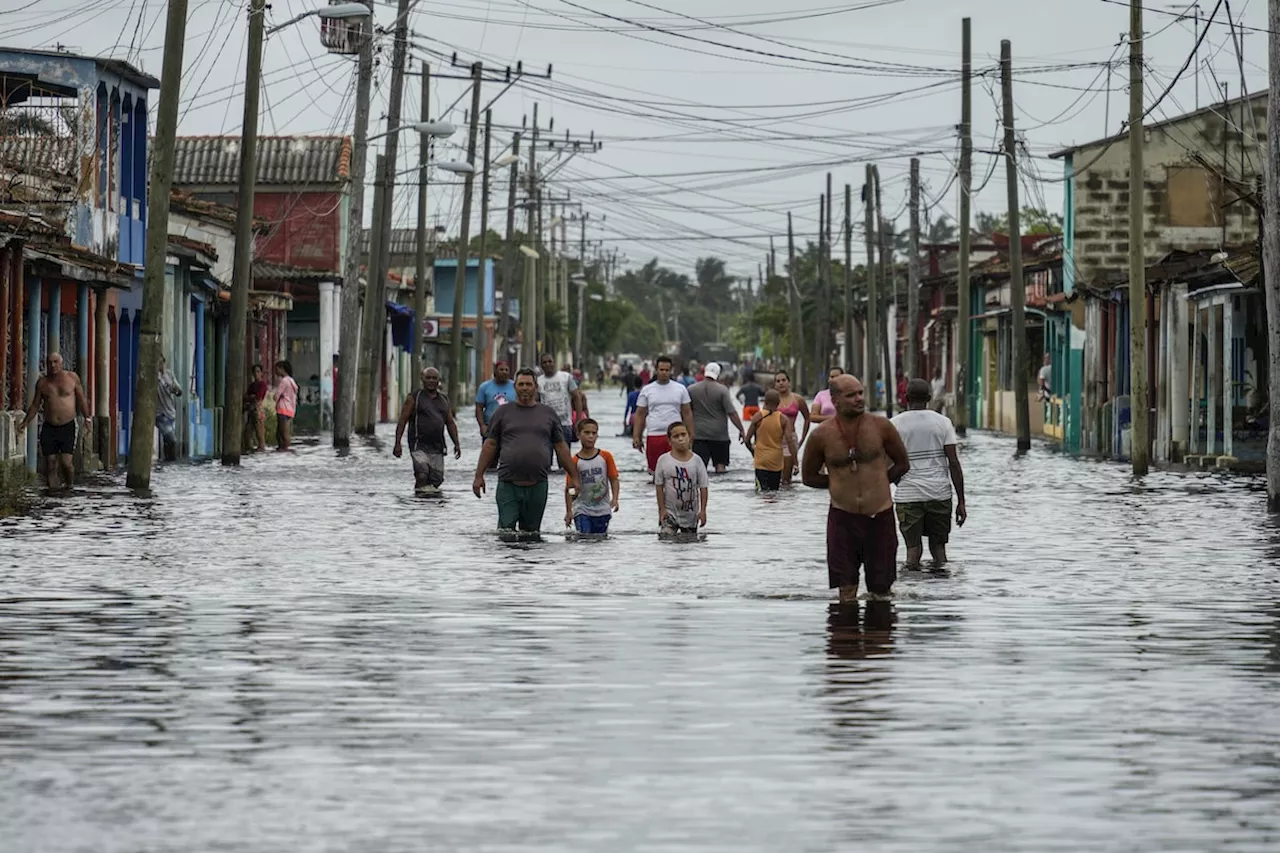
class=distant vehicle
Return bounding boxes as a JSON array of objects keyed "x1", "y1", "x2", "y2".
[
  {"x1": 616, "y1": 352, "x2": 642, "y2": 369},
  {"x1": 698, "y1": 342, "x2": 735, "y2": 367}
]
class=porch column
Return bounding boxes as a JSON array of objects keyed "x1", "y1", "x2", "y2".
[
  {"x1": 194, "y1": 299, "x2": 206, "y2": 402},
  {"x1": 318, "y1": 280, "x2": 335, "y2": 417},
  {"x1": 1222, "y1": 297, "x2": 1234, "y2": 460},
  {"x1": 1207, "y1": 303, "x2": 1219, "y2": 457},
  {"x1": 77, "y1": 284, "x2": 90, "y2": 378},
  {"x1": 331, "y1": 282, "x2": 343, "y2": 359},
  {"x1": 0, "y1": 247, "x2": 8, "y2": 409},
  {"x1": 10, "y1": 247, "x2": 22, "y2": 410},
  {"x1": 1189, "y1": 303, "x2": 1201, "y2": 455},
  {"x1": 47, "y1": 280, "x2": 61, "y2": 359},
  {"x1": 25, "y1": 275, "x2": 41, "y2": 471},
  {"x1": 1169, "y1": 284, "x2": 1189, "y2": 459}
]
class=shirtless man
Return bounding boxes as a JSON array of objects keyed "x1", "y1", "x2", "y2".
[
  {"x1": 801, "y1": 374, "x2": 909, "y2": 602},
  {"x1": 16, "y1": 352, "x2": 92, "y2": 490}
]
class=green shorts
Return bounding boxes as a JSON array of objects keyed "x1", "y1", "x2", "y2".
[
  {"x1": 496, "y1": 480, "x2": 549, "y2": 532},
  {"x1": 895, "y1": 499, "x2": 952, "y2": 548}
]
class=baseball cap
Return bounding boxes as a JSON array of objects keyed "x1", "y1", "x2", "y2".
[{"x1": 704, "y1": 362, "x2": 722, "y2": 379}]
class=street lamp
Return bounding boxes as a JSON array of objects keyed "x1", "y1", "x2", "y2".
[
  {"x1": 368, "y1": 120, "x2": 456, "y2": 143},
  {"x1": 492, "y1": 152, "x2": 521, "y2": 168},
  {"x1": 267, "y1": 1, "x2": 371, "y2": 35},
  {"x1": 437, "y1": 160, "x2": 475, "y2": 175}
]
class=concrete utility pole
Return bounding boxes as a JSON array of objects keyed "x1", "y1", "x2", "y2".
[
  {"x1": 1129, "y1": 0, "x2": 1151, "y2": 474},
  {"x1": 845, "y1": 183, "x2": 856, "y2": 376},
  {"x1": 125, "y1": 0, "x2": 188, "y2": 488},
  {"x1": 414, "y1": 63, "x2": 431, "y2": 378},
  {"x1": 863, "y1": 167, "x2": 879, "y2": 411},
  {"x1": 219, "y1": 0, "x2": 266, "y2": 466},
  {"x1": 1001, "y1": 39, "x2": 1031, "y2": 452},
  {"x1": 1264, "y1": 0, "x2": 1280, "y2": 509},
  {"x1": 575, "y1": 211, "x2": 588, "y2": 368},
  {"x1": 787, "y1": 212, "x2": 805, "y2": 388},
  {"x1": 474, "y1": 107, "x2": 493, "y2": 387},
  {"x1": 956, "y1": 16, "x2": 973, "y2": 436},
  {"x1": 826, "y1": 172, "x2": 834, "y2": 372},
  {"x1": 907, "y1": 157, "x2": 922, "y2": 380},
  {"x1": 448, "y1": 62, "x2": 484, "y2": 408},
  {"x1": 873, "y1": 166, "x2": 894, "y2": 417},
  {"x1": 813, "y1": 191, "x2": 826, "y2": 384},
  {"x1": 355, "y1": 156, "x2": 385, "y2": 433},
  {"x1": 496, "y1": 131, "x2": 520, "y2": 362},
  {"x1": 359, "y1": 0, "x2": 414, "y2": 433},
  {"x1": 334, "y1": 1, "x2": 374, "y2": 449}
]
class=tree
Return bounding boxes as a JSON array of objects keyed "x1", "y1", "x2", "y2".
[{"x1": 975, "y1": 207, "x2": 1062, "y2": 237}]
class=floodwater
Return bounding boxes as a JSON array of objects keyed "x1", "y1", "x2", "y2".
[{"x1": 3, "y1": 388, "x2": 1280, "y2": 852}]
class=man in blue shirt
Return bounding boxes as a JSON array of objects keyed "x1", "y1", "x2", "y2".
[{"x1": 475, "y1": 360, "x2": 516, "y2": 439}]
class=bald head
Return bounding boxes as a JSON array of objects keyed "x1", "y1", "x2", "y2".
[
  {"x1": 421, "y1": 367, "x2": 441, "y2": 392},
  {"x1": 830, "y1": 374, "x2": 866, "y2": 417}
]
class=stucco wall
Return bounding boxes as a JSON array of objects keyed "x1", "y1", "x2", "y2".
[{"x1": 1068, "y1": 96, "x2": 1265, "y2": 287}]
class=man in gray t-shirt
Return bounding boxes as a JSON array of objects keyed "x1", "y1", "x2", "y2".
[
  {"x1": 474, "y1": 369, "x2": 579, "y2": 533},
  {"x1": 687, "y1": 362, "x2": 745, "y2": 473}
]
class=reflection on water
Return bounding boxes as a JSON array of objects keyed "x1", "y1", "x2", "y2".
[{"x1": 2, "y1": 390, "x2": 1280, "y2": 851}]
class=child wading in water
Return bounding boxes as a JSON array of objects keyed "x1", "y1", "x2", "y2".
[
  {"x1": 653, "y1": 421, "x2": 709, "y2": 535},
  {"x1": 564, "y1": 418, "x2": 620, "y2": 535}
]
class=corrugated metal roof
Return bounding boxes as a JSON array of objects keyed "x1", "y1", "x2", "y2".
[{"x1": 172, "y1": 136, "x2": 352, "y2": 186}]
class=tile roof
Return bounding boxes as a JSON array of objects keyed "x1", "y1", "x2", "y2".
[
  {"x1": 172, "y1": 136, "x2": 352, "y2": 187},
  {"x1": 0, "y1": 135, "x2": 76, "y2": 179}
]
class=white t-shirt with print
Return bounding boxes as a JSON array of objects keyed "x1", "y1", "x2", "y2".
[
  {"x1": 889, "y1": 409, "x2": 957, "y2": 503},
  {"x1": 538, "y1": 371, "x2": 578, "y2": 427},
  {"x1": 654, "y1": 451, "x2": 709, "y2": 529},
  {"x1": 637, "y1": 380, "x2": 691, "y2": 436}
]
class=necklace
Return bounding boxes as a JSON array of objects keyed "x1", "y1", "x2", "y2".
[{"x1": 834, "y1": 415, "x2": 860, "y2": 470}]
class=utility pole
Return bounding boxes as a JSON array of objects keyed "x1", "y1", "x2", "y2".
[
  {"x1": 360, "y1": 0, "x2": 413, "y2": 432},
  {"x1": 813, "y1": 191, "x2": 826, "y2": 385},
  {"x1": 787, "y1": 212, "x2": 804, "y2": 388},
  {"x1": 355, "y1": 156, "x2": 385, "y2": 434},
  {"x1": 474, "y1": 107, "x2": 493, "y2": 387},
  {"x1": 825, "y1": 172, "x2": 833, "y2": 373},
  {"x1": 125, "y1": 0, "x2": 188, "y2": 488},
  {"x1": 1263, "y1": 0, "x2": 1280, "y2": 509},
  {"x1": 414, "y1": 62, "x2": 431, "y2": 378},
  {"x1": 334, "y1": 0, "x2": 374, "y2": 449},
  {"x1": 219, "y1": 0, "x2": 265, "y2": 466},
  {"x1": 496, "y1": 131, "x2": 520, "y2": 363},
  {"x1": 1002, "y1": 40, "x2": 1031, "y2": 452},
  {"x1": 844, "y1": 183, "x2": 855, "y2": 376},
  {"x1": 576, "y1": 211, "x2": 588, "y2": 368},
  {"x1": 874, "y1": 166, "x2": 893, "y2": 417},
  {"x1": 956, "y1": 16, "x2": 973, "y2": 437},
  {"x1": 528, "y1": 104, "x2": 541, "y2": 359},
  {"x1": 448, "y1": 62, "x2": 483, "y2": 408},
  {"x1": 907, "y1": 157, "x2": 922, "y2": 379},
  {"x1": 863, "y1": 167, "x2": 879, "y2": 411},
  {"x1": 1129, "y1": 0, "x2": 1150, "y2": 475}
]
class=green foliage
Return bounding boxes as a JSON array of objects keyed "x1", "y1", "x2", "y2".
[
  {"x1": 0, "y1": 462, "x2": 32, "y2": 517},
  {"x1": 975, "y1": 208, "x2": 1063, "y2": 237}
]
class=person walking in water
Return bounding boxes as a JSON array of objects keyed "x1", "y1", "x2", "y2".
[
  {"x1": 563, "y1": 418, "x2": 620, "y2": 535},
  {"x1": 633, "y1": 355, "x2": 694, "y2": 480},
  {"x1": 473, "y1": 368, "x2": 579, "y2": 533},
  {"x1": 394, "y1": 366, "x2": 462, "y2": 494},
  {"x1": 810, "y1": 366, "x2": 843, "y2": 424},
  {"x1": 744, "y1": 389, "x2": 797, "y2": 492},
  {"x1": 773, "y1": 370, "x2": 810, "y2": 486},
  {"x1": 688, "y1": 362, "x2": 745, "y2": 474},
  {"x1": 891, "y1": 378, "x2": 966, "y2": 569},
  {"x1": 802, "y1": 375, "x2": 910, "y2": 602},
  {"x1": 272, "y1": 361, "x2": 299, "y2": 451},
  {"x1": 475, "y1": 360, "x2": 516, "y2": 440},
  {"x1": 155, "y1": 354, "x2": 183, "y2": 462},
  {"x1": 16, "y1": 352, "x2": 92, "y2": 490},
  {"x1": 538, "y1": 353, "x2": 586, "y2": 446},
  {"x1": 245, "y1": 364, "x2": 268, "y2": 453},
  {"x1": 653, "y1": 421, "x2": 709, "y2": 535},
  {"x1": 736, "y1": 372, "x2": 765, "y2": 421}
]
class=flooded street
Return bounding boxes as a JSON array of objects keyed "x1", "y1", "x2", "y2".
[{"x1": 3, "y1": 388, "x2": 1280, "y2": 852}]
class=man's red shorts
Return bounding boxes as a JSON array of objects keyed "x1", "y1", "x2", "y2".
[{"x1": 645, "y1": 434, "x2": 671, "y2": 473}]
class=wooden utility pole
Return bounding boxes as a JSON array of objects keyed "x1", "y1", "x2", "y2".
[
  {"x1": 874, "y1": 166, "x2": 894, "y2": 417},
  {"x1": 1001, "y1": 40, "x2": 1031, "y2": 451},
  {"x1": 787, "y1": 212, "x2": 805, "y2": 387},
  {"x1": 219, "y1": 0, "x2": 265, "y2": 465},
  {"x1": 907, "y1": 157, "x2": 922, "y2": 379},
  {"x1": 355, "y1": 155, "x2": 385, "y2": 434},
  {"x1": 1129, "y1": 0, "x2": 1150, "y2": 474},
  {"x1": 474, "y1": 107, "x2": 493, "y2": 387},
  {"x1": 844, "y1": 183, "x2": 856, "y2": 376},
  {"x1": 956, "y1": 16, "x2": 973, "y2": 436},
  {"x1": 334, "y1": 0, "x2": 374, "y2": 448},
  {"x1": 496, "y1": 132, "x2": 520, "y2": 362},
  {"x1": 1264, "y1": 0, "x2": 1280, "y2": 509},
  {"x1": 448, "y1": 62, "x2": 484, "y2": 407},
  {"x1": 414, "y1": 63, "x2": 431, "y2": 378},
  {"x1": 125, "y1": 0, "x2": 188, "y2": 488},
  {"x1": 824, "y1": 172, "x2": 834, "y2": 375},
  {"x1": 813, "y1": 192, "x2": 826, "y2": 384},
  {"x1": 863, "y1": 167, "x2": 879, "y2": 411}
]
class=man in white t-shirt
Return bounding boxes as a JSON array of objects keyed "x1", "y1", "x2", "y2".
[
  {"x1": 538, "y1": 352, "x2": 586, "y2": 443},
  {"x1": 632, "y1": 354, "x2": 694, "y2": 476},
  {"x1": 890, "y1": 378, "x2": 967, "y2": 569},
  {"x1": 1037, "y1": 353, "x2": 1052, "y2": 402}
]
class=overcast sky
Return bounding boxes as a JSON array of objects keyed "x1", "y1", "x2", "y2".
[{"x1": 6, "y1": 0, "x2": 1271, "y2": 280}]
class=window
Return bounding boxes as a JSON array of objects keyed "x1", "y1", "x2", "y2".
[{"x1": 1166, "y1": 166, "x2": 1222, "y2": 228}]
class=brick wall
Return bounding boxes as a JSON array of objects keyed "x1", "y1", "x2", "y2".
[{"x1": 1068, "y1": 96, "x2": 1265, "y2": 287}]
